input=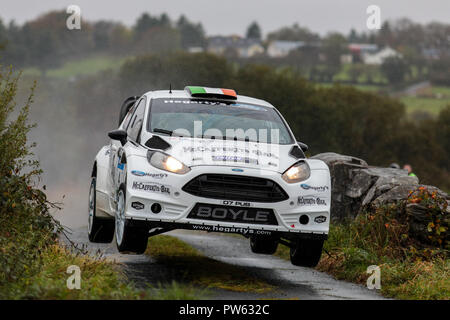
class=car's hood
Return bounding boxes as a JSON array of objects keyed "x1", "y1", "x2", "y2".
[{"x1": 155, "y1": 136, "x2": 299, "y2": 173}]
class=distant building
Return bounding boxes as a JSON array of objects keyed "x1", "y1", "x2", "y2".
[
  {"x1": 206, "y1": 36, "x2": 264, "y2": 58},
  {"x1": 266, "y1": 40, "x2": 305, "y2": 58},
  {"x1": 347, "y1": 43, "x2": 379, "y2": 64},
  {"x1": 421, "y1": 48, "x2": 441, "y2": 60},
  {"x1": 348, "y1": 43, "x2": 378, "y2": 55},
  {"x1": 340, "y1": 54, "x2": 353, "y2": 64},
  {"x1": 362, "y1": 46, "x2": 401, "y2": 65},
  {"x1": 187, "y1": 47, "x2": 204, "y2": 53}
]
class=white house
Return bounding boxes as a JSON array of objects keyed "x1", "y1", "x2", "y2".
[
  {"x1": 362, "y1": 47, "x2": 401, "y2": 65},
  {"x1": 206, "y1": 36, "x2": 264, "y2": 58},
  {"x1": 267, "y1": 40, "x2": 305, "y2": 58}
]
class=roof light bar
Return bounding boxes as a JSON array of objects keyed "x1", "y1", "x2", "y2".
[{"x1": 185, "y1": 86, "x2": 237, "y2": 99}]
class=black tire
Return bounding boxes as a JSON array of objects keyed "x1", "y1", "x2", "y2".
[
  {"x1": 250, "y1": 236, "x2": 279, "y2": 254},
  {"x1": 289, "y1": 238, "x2": 324, "y2": 267},
  {"x1": 87, "y1": 177, "x2": 114, "y2": 243},
  {"x1": 116, "y1": 224, "x2": 149, "y2": 254},
  {"x1": 115, "y1": 185, "x2": 149, "y2": 254}
]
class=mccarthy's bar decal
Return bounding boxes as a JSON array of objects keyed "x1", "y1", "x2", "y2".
[{"x1": 132, "y1": 181, "x2": 170, "y2": 194}]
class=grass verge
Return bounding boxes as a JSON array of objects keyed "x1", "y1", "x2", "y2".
[
  {"x1": 316, "y1": 223, "x2": 449, "y2": 300},
  {"x1": 2, "y1": 243, "x2": 202, "y2": 300},
  {"x1": 146, "y1": 235, "x2": 274, "y2": 293},
  {"x1": 274, "y1": 198, "x2": 449, "y2": 300}
]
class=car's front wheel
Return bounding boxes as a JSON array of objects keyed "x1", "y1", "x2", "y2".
[
  {"x1": 289, "y1": 238, "x2": 324, "y2": 267},
  {"x1": 250, "y1": 235, "x2": 279, "y2": 254},
  {"x1": 115, "y1": 186, "x2": 149, "y2": 254},
  {"x1": 87, "y1": 177, "x2": 114, "y2": 243}
]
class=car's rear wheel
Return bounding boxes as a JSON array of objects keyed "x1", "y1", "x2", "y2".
[
  {"x1": 87, "y1": 177, "x2": 114, "y2": 243},
  {"x1": 250, "y1": 235, "x2": 279, "y2": 254},
  {"x1": 115, "y1": 186, "x2": 149, "y2": 254},
  {"x1": 289, "y1": 238, "x2": 324, "y2": 267}
]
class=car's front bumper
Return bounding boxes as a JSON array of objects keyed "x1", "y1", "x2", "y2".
[{"x1": 124, "y1": 162, "x2": 331, "y2": 237}]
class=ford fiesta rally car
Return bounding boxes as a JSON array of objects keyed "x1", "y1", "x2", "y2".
[{"x1": 88, "y1": 86, "x2": 331, "y2": 267}]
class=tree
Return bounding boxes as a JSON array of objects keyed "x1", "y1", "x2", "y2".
[
  {"x1": 92, "y1": 21, "x2": 117, "y2": 51},
  {"x1": 0, "y1": 19, "x2": 7, "y2": 52},
  {"x1": 348, "y1": 29, "x2": 358, "y2": 43},
  {"x1": 429, "y1": 55, "x2": 450, "y2": 85},
  {"x1": 377, "y1": 21, "x2": 393, "y2": 47},
  {"x1": 321, "y1": 32, "x2": 347, "y2": 81},
  {"x1": 176, "y1": 15, "x2": 205, "y2": 48},
  {"x1": 134, "y1": 13, "x2": 160, "y2": 39},
  {"x1": 246, "y1": 22, "x2": 261, "y2": 40},
  {"x1": 323, "y1": 32, "x2": 347, "y2": 65},
  {"x1": 348, "y1": 64, "x2": 364, "y2": 83},
  {"x1": 267, "y1": 24, "x2": 319, "y2": 42},
  {"x1": 381, "y1": 56, "x2": 408, "y2": 84},
  {"x1": 133, "y1": 26, "x2": 181, "y2": 55}
]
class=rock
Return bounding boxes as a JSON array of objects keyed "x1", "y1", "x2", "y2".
[
  {"x1": 311, "y1": 152, "x2": 368, "y2": 167},
  {"x1": 312, "y1": 152, "x2": 449, "y2": 246},
  {"x1": 372, "y1": 184, "x2": 447, "y2": 205},
  {"x1": 311, "y1": 153, "x2": 368, "y2": 221},
  {"x1": 311, "y1": 152, "x2": 446, "y2": 222}
]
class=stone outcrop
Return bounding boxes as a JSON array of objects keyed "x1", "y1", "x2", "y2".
[{"x1": 311, "y1": 152, "x2": 448, "y2": 222}]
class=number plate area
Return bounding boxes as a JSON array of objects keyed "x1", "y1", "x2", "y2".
[{"x1": 187, "y1": 203, "x2": 278, "y2": 225}]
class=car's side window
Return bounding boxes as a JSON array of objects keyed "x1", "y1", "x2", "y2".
[
  {"x1": 127, "y1": 98, "x2": 146, "y2": 142},
  {"x1": 121, "y1": 103, "x2": 137, "y2": 130}
]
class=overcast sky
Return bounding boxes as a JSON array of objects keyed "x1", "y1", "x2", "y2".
[{"x1": 1, "y1": 0, "x2": 449, "y2": 36}]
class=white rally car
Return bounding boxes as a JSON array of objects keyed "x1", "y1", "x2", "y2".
[{"x1": 88, "y1": 86, "x2": 331, "y2": 267}]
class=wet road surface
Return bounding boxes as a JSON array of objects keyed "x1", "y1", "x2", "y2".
[{"x1": 65, "y1": 227, "x2": 385, "y2": 300}]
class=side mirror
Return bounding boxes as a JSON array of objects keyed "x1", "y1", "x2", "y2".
[
  {"x1": 108, "y1": 129, "x2": 127, "y2": 146},
  {"x1": 297, "y1": 141, "x2": 309, "y2": 152}
]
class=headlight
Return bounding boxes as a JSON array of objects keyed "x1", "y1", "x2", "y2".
[
  {"x1": 147, "y1": 151, "x2": 190, "y2": 174},
  {"x1": 282, "y1": 161, "x2": 310, "y2": 183}
]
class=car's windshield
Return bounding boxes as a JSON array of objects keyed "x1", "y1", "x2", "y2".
[{"x1": 147, "y1": 98, "x2": 294, "y2": 144}]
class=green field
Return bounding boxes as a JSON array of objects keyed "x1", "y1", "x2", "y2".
[
  {"x1": 317, "y1": 82, "x2": 450, "y2": 116},
  {"x1": 400, "y1": 96, "x2": 450, "y2": 115},
  {"x1": 22, "y1": 55, "x2": 128, "y2": 79}
]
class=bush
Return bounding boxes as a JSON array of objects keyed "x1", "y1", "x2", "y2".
[
  {"x1": 0, "y1": 67, "x2": 60, "y2": 290},
  {"x1": 315, "y1": 200, "x2": 449, "y2": 299}
]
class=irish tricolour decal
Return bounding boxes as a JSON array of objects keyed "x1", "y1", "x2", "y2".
[{"x1": 185, "y1": 86, "x2": 237, "y2": 99}]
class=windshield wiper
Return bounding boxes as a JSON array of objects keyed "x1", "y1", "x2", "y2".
[{"x1": 153, "y1": 128, "x2": 173, "y2": 136}]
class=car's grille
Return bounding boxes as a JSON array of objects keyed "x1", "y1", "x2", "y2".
[{"x1": 182, "y1": 174, "x2": 289, "y2": 203}]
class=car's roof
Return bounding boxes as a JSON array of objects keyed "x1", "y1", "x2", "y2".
[{"x1": 142, "y1": 89, "x2": 275, "y2": 108}]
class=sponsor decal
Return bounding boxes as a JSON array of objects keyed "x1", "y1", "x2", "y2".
[
  {"x1": 229, "y1": 103, "x2": 267, "y2": 111},
  {"x1": 222, "y1": 200, "x2": 251, "y2": 207},
  {"x1": 163, "y1": 100, "x2": 266, "y2": 112},
  {"x1": 182, "y1": 146, "x2": 279, "y2": 159},
  {"x1": 231, "y1": 168, "x2": 244, "y2": 172},
  {"x1": 314, "y1": 215, "x2": 327, "y2": 223},
  {"x1": 191, "y1": 224, "x2": 273, "y2": 236},
  {"x1": 300, "y1": 184, "x2": 329, "y2": 192},
  {"x1": 188, "y1": 203, "x2": 277, "y2": 225},
  {"x1": 131, "y1": 170, "x2": 146, "y2": 177},
  {"x1": 131, "y1": 170, "x2": 168, "y2": 179},
  {"x1": 212, "y1": 155, "x2": 259, "y2": 164},
  {"x1": 132, "y1": 182, "x2": 170, "y2": 194},
  {"x1": 131, "y1": 202, "x2": 145, "y2": 210},
  {"x1": 298, "y1": 196, "x2": 327, "y2": 206}
]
